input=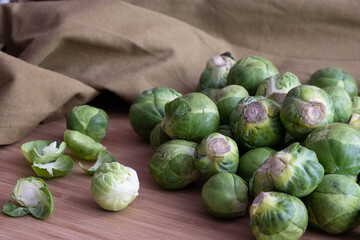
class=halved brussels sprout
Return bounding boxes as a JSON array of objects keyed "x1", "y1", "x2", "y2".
[
  {"x1": 195, "y1": 133, "x2": 239, "y2": 179},
  {"x1": 280, "y1": 85, "x2": 334, "y2": 140},
  {"x1": 352, "y1": 96, "x2": 360, "y2": 114},
  {"x1": 199, "y1": 88, "x2": 219, "y2": 103},
  {"x1": 324, "y1": 86, "x2": 352, "y2": 123},
  {"x1": 129, "y1": 87, "x2": 182, "y2": 139},
  {"x1": 249, "y1": 158, "x2": 274, "y2": 198},
  {"x1": 32, "y1": 155, "x2": 74, "y2": 178},
  {"x1": 150, "y1": 123, "x2": 171, "y2": 150},
  {"x1": 227, "y1": 56, "x2": 279, "y2": 95},
  {"x1": 201, "y1": 172, "x2": 248, "y2": 218},
  {"x1": 218, "y1": 125, "x2": 233, "y2": 138},
  {"x1": 250, "y1": 192, "x2": 308, "y2": 240},
  {"x1": 91, "y1": 162, "x2": 139, "y2": 211},
  {"x1": 66, "y1": 105, "x2": 109, "y2": 142},
  {"x1": 348, "y1": 113, "x2": 360, "y2": 130},
  {"x1": 79, "y1": 150, "x2": 116, "y2": 175},
  {"x1": 21, "y1": 140, "x2": 66, "y2": 164}
]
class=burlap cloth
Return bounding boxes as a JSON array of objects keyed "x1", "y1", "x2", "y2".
[{"x1": 0, "y1": 0, "x2": 359, "y2": 144}]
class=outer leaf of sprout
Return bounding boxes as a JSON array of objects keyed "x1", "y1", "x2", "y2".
[
  {"x1": 32, "y1": 155, "x2": 74, "y2": 178},
  {"x1": 21, "y1": 140, "x2": 67, "y2": 164},
  {"x1": 79, "y1": 150, "x2": 116, "y2": 175},
  {"x1": 2, "y1": 201, "x2": 29, "y2": 217}
]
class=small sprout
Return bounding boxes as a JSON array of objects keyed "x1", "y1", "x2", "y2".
[
  {"x1": 79, "y1": 150, "x2": 116, "y2": 175},
  {"x1": 32, "y1": 155, "x2": 74, "y2": 178},
  {"x1": 21, "y1": 140, "x2": 66, "y2": 164},
  {"x1": 324, "y1": 86, "x2": 352, "y2": 123},
  {"x1": 149, "y1": 123, "x2": 171, "y2": 150}
]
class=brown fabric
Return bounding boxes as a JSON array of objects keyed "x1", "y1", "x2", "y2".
[{"x1": 0, "y1": 0, "x2": 360, "y2": 145}]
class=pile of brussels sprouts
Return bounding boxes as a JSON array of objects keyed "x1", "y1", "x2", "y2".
[{"x1": 129, "y1": 53, "x2": 360, "y2": 239}]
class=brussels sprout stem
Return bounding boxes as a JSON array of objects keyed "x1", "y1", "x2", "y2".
[
  {"x1": 301, "y1": 102, "x2": 326, "y2": 125},
  {"x1": 270, "y1": 155, "x2": 288, "y2": 176},
  {"x1": 243, "y1": 102, "x2": 267, "y2": 123},
  {"x1": 207, "y1": 137, "x2": 231, "y2": 157},
  {"x1": 211, "y1": 55, "x2": 234, "y2": 68}
]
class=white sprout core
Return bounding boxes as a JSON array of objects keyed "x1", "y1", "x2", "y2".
[
  {"x1": 15, "y1": 180, "x2": 43, "y2": 207},
  {"x1": 42, "y1": 141, "x2": 58, "y2": 157}
]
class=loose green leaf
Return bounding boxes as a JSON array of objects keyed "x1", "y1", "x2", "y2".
[
  {"x1": 21, "y1": 140, "x2": 67, "y2": 164},
  {"x1": 79, "y1": 150, "x2": 116, "y2": 175},
  {"x1": 2, "y1": 201, "x2": 29, "y2": 217},
  {"x1": 32, "y1": 155, "x2": 74, "y2": 178}
]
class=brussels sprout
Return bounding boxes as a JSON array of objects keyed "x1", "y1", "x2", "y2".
[
  {"x1": 199, "y1": 88, "x2": 218, "y2": 103},
  {"x1": 32, "y1": 155, "x2": 74, "y2": 178},
  {"x1": 230, "y1": 96, "x2": 285, "y2": 149},
  {"x1": 237, "y1": 147, "x2": 277, "y2": 183},
  {"x1": 79, "y1": 150, "x2": 116, "y2": 175},
  {"x1": 21, "y1": 140, "x2": 66, "y2": 164},
  {"x1": 195, "y1": 133, "x2": 239, "y2": 179},
  {"x1": 348, "y1": 113, "x2": 360, "y2": 130},
  {"x1": 129, "y1": 87, "x2": 182, "y2": 139},
  {"x1": 66, "y1": 105, "x2": 109, "y2": 142},
  {"x1": 227, "y1": 56, "x2": 279, "y2": 95},
  {"x1": 305, "y1": 174, "x2": 360, "y2": 234},
  {"x1": 255, "y1": 72, "x2": 301, "y2": 105},
  {"x1": 249, "y1": 158, "x2": 274, "y2": 198},
  {"x1": 201, "y1": 172, "x2": 248, "y2": 218},
  {"x1": 304, "y1": 123, "x2": 360, "y2": 176},
  {"x1": 352, "y1": 96, "x2": 360, "y2": 114},
  {"x1": 250, "y1": 192, "x2": 308, "y2": 240},
  {"x1": 218, "y1": 125, "x2": 233, "y2": 138},
  {"x1": 91, "y1": 162, "x2": 139, "y2": 211},
  {"x1": 269, "y1": 142, "x2": 324, "y2": 197},
  {"x1": 162, "y1": 93, "x2": 220, "y2": 142},
  {"x1": 149, "y1": 140, "x2": 199, "y2": 190},
  {"x1": 324, "y1": 86, "x2": 352, "y2": 123},
  {"x1": 280, "y1": 85, "x2": 335, "y2": 140},
  {"x1": 64, "y1": 130, "x2": 105, "y2": 160},
  {"x1": 150, "y1": 123, "x2": 171, "y2": 150},
  {"x1": 215, "y1": 85, "x2": 249, "y2": 124},
  {"x1": 196, "y1": 52, "x2": 235, "y2": 91},
  {"x1": 308, "y1": 67, "x2": 358, "y2": 97}
]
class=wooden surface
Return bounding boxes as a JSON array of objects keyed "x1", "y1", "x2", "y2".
[{"x1": 0, "y1": 99, "x2": 359, "y2": 240}]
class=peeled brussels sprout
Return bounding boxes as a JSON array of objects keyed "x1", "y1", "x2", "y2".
[
  {"x1": 308, "y1": 67, "x2": 358, "y2": 97},
  {"x1": 218, "y1": 125, "x2": 233, "y2": 138},
  {"x1": 201, "y1": 172, "x2": 248, "y2": 218},
  {"x1": 195, "y1": 133, "x2": 239, "y2": 179},
  {"x1": 348, "y1": 113, "x2": 360, "y2": 130},
  {"x1": 227, "y1": 56, "x2": 279, "y2": 95},
  {"x1": 305, "y1": 174, "x2": 360, "y2": 234},
  {"x1": 352, "y1": 96, "x2": 360, "y2": 114},
  {"x1": 249, "y1": 158, "x2": 274, "y2": 198},
  {"x1": 32, "y1": 155, "x2": 74, "y2": 178},
  {"x1": 280, "y1": 85, "x2": 334, "y2": 140},
  {"x1": 324, "y1": 86, "x2": 352, "y2": 123},
  {"x1": 255, "y1": 72, "x2": 301, "y2": 105},
  {"x1": 66, "y1": 105, "x2": 109, "y2": 142},
  {"x1": 162, "y1": 93, "x2": 220, "y2": 142},
  {"x1": 79, "y1": 150, "x2": 116, "y2": 175},
  {"x1": 196, "y1": 52, "x2": 235, "y2": 91},
  {"x1": 250, "y1": 192, "x2": 308, "y2": 240},
  {"x1": 149, "y1": 123, "x2": 171, "y2": 150},
  {"x1": 129, "y1": 87, "x2": 182, "y2": 139},
  {"x1": 230, "y1": 96, "x2": 285, "y2": 149},
  {"x1": 21, "y1": 140, "x2": 66, "y2": 164},
  {"x1": 199, "y1": 88, "x2": 218, "y2": 103},
  {"x1": 304, "y1": 123, "x2": 360, "y2": 176},
  {"x1": 149, "y1": 140, "x2": 199, "y2": 190},
  {"x1": 215, "y1": 85, "x2": 249, "y2": 124},
  {"x1": 91, "y1": 162, "x2": 139, "y2": 211}
]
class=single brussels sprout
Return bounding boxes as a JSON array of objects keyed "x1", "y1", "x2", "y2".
[
  {"x1": 21, "y1": 140, "x2": 67, "y2": 164},
  {"x1": 196, "y1": 52, "x2": 235, "y2": 91},
  {"x1": 227, "y1": 56, "x2": 279, "y2": 95},
  {"x1": 255, "y1": 72, "x2": 301, "y2": 105},
  {"x1": 129, "y1": 87, "x2": 182, "y2": 139},
  {"x1": 250, "y1": 192, "x2": 308, "y2": 240},
  {"x1": 237, "y1": 147, "x2": 277, "y2": 183},
  {"x1": 305, "y1": 174, "x2": 360, "y2": 234},
  {"x1": 230, "y1": 96, "x2": 285, "y2": 149},
  {"x1": 79, "y1": 150, "x2": 116, "y2": 175},
  {"x1": 66, "y1": 105, "x2": 109, "y2": 142},
  {"x1": 269, "y1": 142, "x2": 324, "y2": 197},
  {"x1": 352, "y1": 96, "x2": 360, "y2": 114},
  {"x1": 64, "y1": 130, "x2": 104, "y2": 160},
  {"x1": 199, "y1": 88, "x2": 218, "y2": 103},
  {"x1": 195, "y1": 133, "x2": 239, "y2": 179},
  {"x1": 215, "y1": 85, "x2": 249, "y2": 124},
  {"x1": 149, "y1": 140, "x2": 200, "y2": 190},
  {"x1": 162, "y1": 93, "x2": 220, "y2": 142},
  {"x1": 201, "y1": 172, "x2": 248, "y2": 218},
  {"x1": 324, "y1": 86, "x2": 352, "y2": 123},
  {"x1": 280, "y1": 85, "x2": 335, "y2": 140},
  {"x1": 249, "y1": 158, "x2": 274, "y2": 198},
  {"x1": 304, "y1": 123, "x2": 360, "y2": 176},
  {"x1": 218, "y1": 125, "x2": 233, "y2": 138},
  {"x1": 308, "y1": 68, "x2": 358, "y2": 97},
  {"x1": 91, "y1": 162, "x2": 139, "y2": 211},
  {"x1": 32, "y1": 155, "x2": 74, "y2": 178},
  {"x1": 150, "y1": 123, "x2": 171, "y2": 150},
  {"x1": 348, "y1": 113, "x2": 360, "y2": 130}
]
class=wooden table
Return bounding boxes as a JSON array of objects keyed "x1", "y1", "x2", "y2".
[{"x1": 0, "y1": 96, "x2": 359, "y2": 240}]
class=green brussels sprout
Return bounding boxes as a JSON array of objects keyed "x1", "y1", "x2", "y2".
[
  {"x1": 324, "y1": 86, "x2": 352, "y2": 123},
  {"x1": 249, "y1": 158, "x2": 275, "y2": 198},
  {"x1": 269, "y1": 142, "x2": 324, "y2": 197},
  {"x1": 149, "y1": 123, "x2": 171, "y2": 150},
  {"x1": 66, "y1": 105, "x2": 109, "y2": 142},
  {"x1": 21, "y1": 140, "x2": 67, "y2": 164},
  {"x1": 32, "y1": 155, "x2": 74, "y2": 178},
  {"x1": 149, "y1": 140, "x2": 200, "y2": 190},
  {"x1": 305, "y1": 174, "x2": 360, "y2": 234},
  {"x1": 215, "y1": 85, "x2": 249, "y2": 124},
  {"x1": 304, "y1": 123, "x2": 360, "y2": 176},
  {"x1": 64, "y1": 130, "x2": 105, "y2": 160},
  {"x1": 352, "y1": 96, "x2": 360, "y2": 114},
  {"x1": 79, "y1": 150, "x2": 116, "y2": 175},
  {"x1": 280, "y1": 85, "x2": 335, "y2": 140},
  {"x1": 218, "y1": 125, "x2": 233, "y2": 138},
  {"x1": 250, "y1": 192, "x2": 308, "y2": 240},
  {"x1": 162, "y1": 93, "x2": 220, "y2": 142},
  {"x1": 129, "y1": 87, "x2": 182, "y2": 139},
  {"x1": 201, "y1": 172, "x2": 248, "y2": 218},
  {"x1": 348, "y1": 113, "x2": 360, "y2": 130},
  {"x1": 230, "y1": 96, "x2": 285, "y2": 149},
  {"x1": 255, "y1": 72, "x2": 301, "y2": 105},
  {"x1": 196, "y1": 52, "x2": 235, "y2": 91},
  {"x1": 227, "y1": 56, "x2": 279, "y2": 95},
  {"x1": 308, "y1": 68, "x2": 358, "y2": 97},
  {"x1": 195, "y1": 133, "x2": 239, "y2": 179},
  {"x1": 91, "y1": 162, "x2": 139, "y2": 211},
  {"x1": 199, "y1": 88, "x2": 219, "y2": 103},
  {"x1": 237, "y1": 147, "x2": 277, "y2": 183}
]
